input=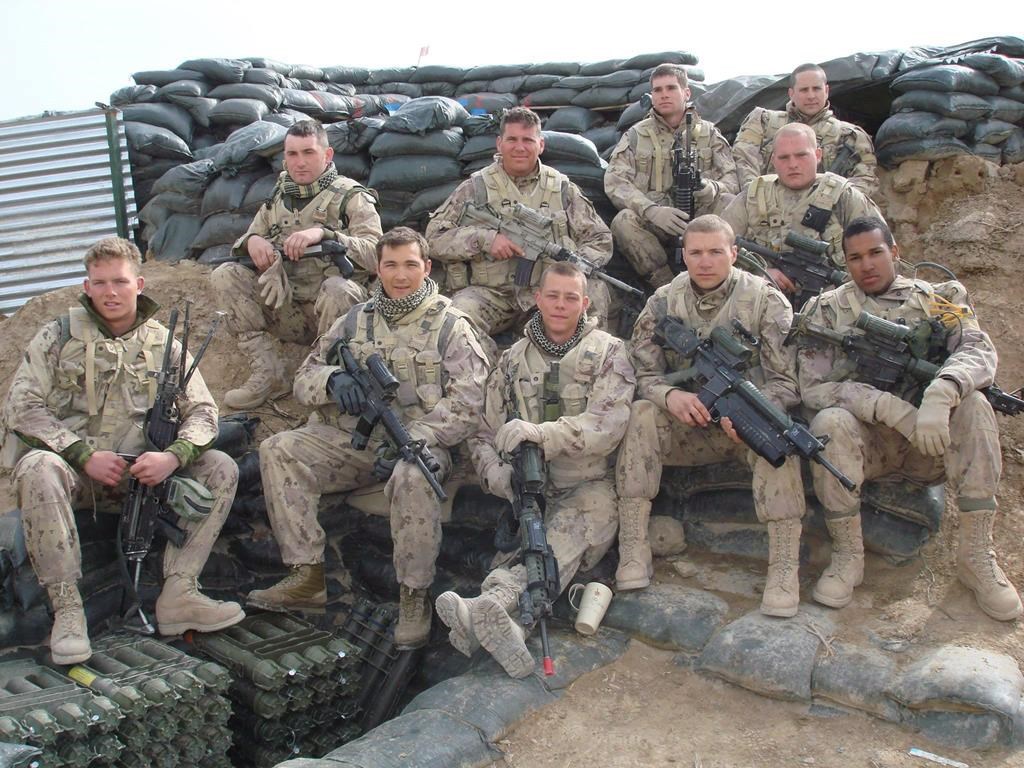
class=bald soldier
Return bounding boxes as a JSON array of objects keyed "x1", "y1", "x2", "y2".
[
  {"x1": 605, "y1": 63, "x2": 739, "y2": 289},
  {"x1": 732, "y1": 63, "x2": 878, "y2": 198},
  {"x1": 721, "y1": 123, "x2": 882, "y2": 304},
  {"x1": 425, "y1": 107, "x2": 613, "y2": 333}
]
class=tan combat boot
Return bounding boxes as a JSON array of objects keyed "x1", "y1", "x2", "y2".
[
  {"x1": 812, "y1": 514, "x2": 865, "y2": 609},
  {"x1": 957, "y1": 509, "x2": 1023, "y2": 621},
  {"x1": 395, "y1": 585, "x2": 432, "y2": 649},
  {"x1": 224, "y1": 332, "x2": 290, "y2": 410},
  {"x1": 615, "y1": 498, "x2": 653, "y2": 591},
  {"x1": 435, "y1": 569, "x2": 521, "y2": 657},
  {"x1": 761, "y1": 519, "x2": 802, "y2": 618},
  {"x1": 246, "y1": 564, "x2": 326, "y2": 614},
  {"x1": 48, "y1": 582, "x2": 91, "y2": 665},
  {"x1": 156, "y1": 575, "x2": 245, "y2": 635},
  {"x1": 473, "y1": 594, "x2": 534, "y2": 679}
]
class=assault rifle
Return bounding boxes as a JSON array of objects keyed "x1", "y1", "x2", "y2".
[
  {"x1": 654, "y1": 315, "x2": 855, "y2": 490},
  {"x1": 332, "y1": 343, "x2": 448, "y2": 501},
  {"x1": 789, "y1": 310, "x2": 1024, "y2": 415},
  {"x1": 457, "y1": 201, "x2": 643, "y2": 299},
  {"x1": 735, "y1": 232, "x2": 847, "y2": 311},
  {"x1": 239, "y1": 239, "x2": 355, "y2": 278},
  {"x1": 119, "y1": 304, "x2": 224, "y2": 633},
  {"x1": 511, "y1": 440, "x2": 559, "y2": 677},
  {"x1": 670, "y1": 109, "x2": 701, "y2": 271}
]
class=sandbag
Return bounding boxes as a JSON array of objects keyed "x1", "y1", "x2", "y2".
[
  {"x1": 617, "y1": 100, "x2": 649, "y2": 131},
  {"x1": 891, "y1": 90, "x2": 992, "y2": 121},
  {"x1": 970, "y1": 141, "x2": 1002, "y2": 162},
  {"x1": 131, "y1": 158, "x2": 181, "y2": 183},
  {"x1": 987, "y1": 95, "x2": 1024, "y2": 123},
  {"x1": 368, "y1": 155, "x2": 463, "y2": 191},
  {"x1": 178, "y1": 58, "x2": 249, "y2": 84},
  {"x1": 294, "y1": 78, "x2": 327, "y2": 91},
  {"x1": 289, "y1": 64, "x2": 325, "y2": 80},
  {"x1": 110, "y1": 85, "x2": 157, "y2": 106},
  {"x1": 526, "y1": 62, "x2": 580, "y2": 76},
  {"x1": 541, "y1": 131, "x2": 602, "y2": 165},
  {"x1": 410, "y1": 65, "x2": 467, "y2": 84},
  {"x1": 325, "y1": 82, "x2": 357, "y2": 97},
  {"x1": 383, "y1": 97, "x2": 469, "y2": 135},
  {"x1": 561, "y1": 70, "x2": 644, "y2": 90},
  {"x1": 892, "y1": 65, "x2": 999, "y2": 97},
  {"x1": 583, "y1": 125, "x2": 622, "y2": 152},
  {"x1": 250, "y1": 122, "x2": 290, "y2": 157},
  {"x1": 572, "y1": 86, "x2": 632, "y2": 108},
  {"x1": 454, "y1": 80, "x2": 491, "y2": 97},
  {"x1": 132, "y1": 69, "x2": 205, "y2": 86},
  {"x1": 973, "y1": 119, "x2": 1018, "y2": 145},
  {"x1": 162, "y1": 94, "x2": 218, "y2": 128},
  {"x1": 456, "y1": 92, "x2": 518, "y2": 115},
  {"x1": 545, "y1": 106, "x2": 604, "y2": 134},
  {"x1": 960, "y1": 53, "x2": 1024, "y2": 87},
  {"x1": 629, "y1": 82, "x2": 651, "y2": 103},
  {"x1": 208, "y1": 83, "x2": 283, "y2": 109},
  {"x1": 241, "y1": 57, "x2": 291, "y2": 75},
  {"x1": 622, "y1": 51, "x2": 699, "y2": 69},
  {"x1": 520, "y1": 88, "x2": 578, "y2": 108},
  {"x1": 243, "y1": 68, "x2": 285, "y2": 86},
  {"x1": 332, "y1": 153, "x2": 371, "y2": 180},
  {"x1": 201, "y1": 170, "x2": 266, "y2": 218},
  {"x1": 189, "y1": 212, "x2": 253, "y2": 252},
  {"x1": 578, "y1": 59, "x2": 624, "y2": 77},
  {"x1": 1002, "y1": 129, "x2": 1024, "y2": 164},
  {"x1": 124, "y1": 121, "x2": 193, "y2": 161},
  {"x1": 367, "y1": 67, "x2": 416, "y2": 85},
  {"x1": 376, "y1": 94, "x2": 413, "y2": 112},
  {"x1": 370, "y1": 129, "x2": 465, "y2": 158},
  {"x1": 875, "y1": 112, "x2": 969, "y2": 149},
  {"x1": 150, "y1": 214, "x2": 202, "y2": 262},
  {"x1": 461, "y1": 114, "x2": 501, "y2": 137},
  {"x1": 141, "y1": 191, "x2": 202, "y2": 219},
  {"x1": 406, "y1": 181, "x2": 461, "y2": 220},
  {"x1": 156, "y1": 79, "x2": 209, "y2": 99},
  {"x1": 488, "y1": 75, "x2": 527, "y2": 94},
  {"x1": 459, "y1": 134, "x2": 499, "y2": 163},
  {"x1": 421, "y1": 82, "x2": 458, "y2": 98},
  {"x1": 240, "y1": 173, "x2": 279, "y2": 212},
  {"x1": 208, "y1": 98, "x2": 269, "y2": 126},
  {"x1": 374, "y1": 82, "x2": 423, "y2": 99},
  {"x1": 326, "y1": 117, "x2": 386, "y2": 154},
  {"x1": 877, "y1": 137, "x2": 971, "y2": 168},
  {"x1": 1001, "y1": 84, "x2": 1024, "y2": 103},
  {"x1": 121, "y1": 103, "x2": 194, "y2": 142},
  {"x1": 465, "y1": 64, "x2": 527, "y2": 81},
  {"x1": 213, "y1": 121, "x2": 285, "y2": 173},
  {"x1": 522, "y1": 74, "x2": 562, "y2": 92},
  {"x1": 547, "y1": 161, "x2": 608, "y2": 184},
  {"x1": 280, "y1": 89, "x2": 356, "y2": 119},
  {"x1": 263, "y1": 111, "x2": 303, "y2": 128},
  {"x1": 324, "y1": 66, "x2": 371, "y2": 85},
  {"x1": 197, "y1": 244, "x2": 236, "y2": 265}
]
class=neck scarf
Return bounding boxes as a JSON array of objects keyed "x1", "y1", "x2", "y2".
[
  {"x1": 526, "y1": 311, "x2": 586, "y2": 357},
  {"x1": 280, "y1": 164, "x2": 338, "y2": 199},
  {"x1": 373, "y1": 278, "x2": 438, "y2": 324}
]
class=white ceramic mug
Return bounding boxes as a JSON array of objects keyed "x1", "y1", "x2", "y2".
[{"x1": 568, "y1": 581, "x2": 613, "y2": 636}]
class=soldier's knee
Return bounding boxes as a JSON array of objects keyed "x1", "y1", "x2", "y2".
[
  {"x1": 952, "y1": 390, "x2": 998, "y2": 432},
  {"x1": 259, "y1": 430, "x2": 298, "y2": 466},
  {"x1": 210, "y1": 263, "x2": 252, "y2": 295},
  {"x1": 810, "y1": 407, "x2": 860, "y2": 442},
  {"x1": 191, "y1": 450, "x2": 238, "y2": 496},
  {"x1": 611, "y1": 209, "x2": 640, "y2": 237},
  {"x1": 13, "y1": 451, "x2": 69, "y2": 488}
]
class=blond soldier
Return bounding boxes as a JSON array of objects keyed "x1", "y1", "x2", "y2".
[
  {"x1": 425, "y1": 107, "x2": 613, "y2": 333},
  {"x1": 211, "y1": 120, "x2": 382, "y2": 409},
  {"x1": 722, "y1": 123, "x2": 882, "y2": 301},
  {"x1": 0, "y1": 238, "x2": 243, "y2": 664},
  {"x1": 434, "y1": 262, "x2": 634, "y2": 677},
  {"x1": 733, "y1": 63, "x2": 878, "y2": 198},
  {"x1": 605, "y1": 63, "x2": 739, "y2": 289},
  {"x1": 248, "y1": 228, "x2": 489, "y2": 648},
  {"x1": 797, "y1": 217, "x2": 1021, "y2": 620},
  {"x1": 616, "y1": 215, "x2": 806, "y2": 617}
]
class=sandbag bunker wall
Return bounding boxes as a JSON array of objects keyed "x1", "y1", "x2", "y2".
[
  {"x1": 113, "y1": 53, "x2": 706, "y2": 263},
  {"x1": 877, "y1": 53, "x2": 1024, "y2": 167}
]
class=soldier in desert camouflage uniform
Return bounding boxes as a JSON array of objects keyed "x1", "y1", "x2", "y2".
[
  {"x1": 796, "y1": 217, "x2": 1021, "y2": 620},
  {"x1": 211, "y1": 120, "x2": 382, "y2": 409},
  {"x1": 434, "y1": 262, "x2": 635, "y2": 677},
  {"x1": 425, "y1": 107, "x2": 614, "y2": 333},
  {"x1": 248, "y1": 228, "x2": 489, "y2": 648},
  {"x1": 615, "y1": 215, "x2": 807, "y2": 617},
  {"x1": 1, "y1": 237, "x2": 243, "y2": 665},
  {"x1": 605, "y1": 63, "x2": 739, "y2": 289}
]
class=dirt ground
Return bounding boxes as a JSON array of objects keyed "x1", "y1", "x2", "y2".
[{"x1": 1, "y1": 158, "x2": 1023, "y2": 764}]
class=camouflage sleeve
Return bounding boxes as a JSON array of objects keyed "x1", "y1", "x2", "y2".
[
  {"x1": 932, "y1": 282, "x2": 998, "y2": 395},
  {"x1": 539, "y1": 338, "x2": 636, "y2": 459},
  {"x1": 720, "y1": 189, "x2": 751, "y2": 240},
  {"x1": 731, "y1": 109, "x2": 768, "y2": 190},
  {"x1": 700, "y1": 124, "x2": 741, "y2": 201},
  {"x1": 628, "y1": 288, "x2": 675, "y2": 409},
  {"x1": 564, "y1": 182, "x2": 613, "y2": 267},
  {"x1": 843, "y1": 125, "x2": 880, "y2": 200},
  {"x1": 756, "y1": 289, "x2": 801, "y2": 410},
  {"x1": 604, "y1": 131, "x2": 658, "y2": 217},
  {"x1": 408, "y1": 317, "x2": 490, "y2": 448},
  {"x1": 424, "y1": 179, "x2": 496, "y2": 264},
  {"x1": 467, "y1": 354, "x2": 511, "y2": 491},
  {"x1": 335, "y1": 190, "x2": 383, "y2": 274},
  {"x1": 174, "y1": 342, "x2": 220, "y2": 453},
  {"x1": 231, "y1": 202, "x2": 273, "y2": 259},
  {"x1": 292, "y1": 313, "x2": 348, "y2": 407}
]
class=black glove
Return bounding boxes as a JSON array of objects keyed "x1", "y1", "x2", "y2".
[
  {"x1": 328, "y1": 371, "x2": 366, "y2": 415},
  {"x1": 372, "y1": 444, "x2": 399, "y2": 483}
]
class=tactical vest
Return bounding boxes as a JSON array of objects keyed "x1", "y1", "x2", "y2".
[
  {"x1": 758, "y1": 109, "x2": 856, "y2": 176},
  {"x1": 629, "y1": 112, "x2": 717, "y2": 197},
  {"x1": 745, "y1": 172, "x2": 849, "y2": 264},
  {"x1": 503, "y1": 328, "x2": 615, "y2": 488},
  {"x1": 466, "y1": 162, "x2": 573, "y2": 289}
]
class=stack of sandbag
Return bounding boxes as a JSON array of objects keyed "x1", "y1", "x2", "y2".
[
  {"x1": 878, "y1": 54, "x2": 1024, "y2": 167},
  {"x1": 541, "y1": 130, "x2": 615, "y2": 219}
]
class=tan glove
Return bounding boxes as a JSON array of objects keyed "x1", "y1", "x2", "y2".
[
  {"x1": 643, "y1": 205, "x2": 689, "y2": 237},
  {"x1": 873, "y1": 392, "x2": 917, "y2": 441},
  {"x1": 257, "y1": 256, "x2": 292, "y2": 311},
  {"x1": 494, "y1": 419, "x2": 545, "y2": 455},
  {"x1": 914, "y1": 378, "x2": 961, "y2": 457}
]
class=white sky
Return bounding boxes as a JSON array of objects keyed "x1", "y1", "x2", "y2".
[{"x1": 1, "y1": 0, "x2": 1022, "y2": 121}]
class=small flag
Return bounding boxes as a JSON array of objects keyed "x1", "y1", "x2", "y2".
[{"x1": 419, "y1": 46, "x2": 430, "y2": 58}]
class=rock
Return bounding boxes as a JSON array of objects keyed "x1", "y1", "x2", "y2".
[
  {"x1": 892, "y1": 160, "x2": 930, "y2": 192},
  {"x1": 601, "y1": 584, "x2": 728, "y2": 652},
  {"x1": 812, "y1": 643, "x2": 901, "y2": 722},
  {"x1": 671, "y1": 559, "x2": 698, "y2": 578},
  {"x1": 649, "y1": 515, "x2": 686, "y2": 556}
]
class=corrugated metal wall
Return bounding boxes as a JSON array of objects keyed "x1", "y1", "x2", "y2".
[{"x1": 0, "y1": 108, "x2": 135, "y2": 316}]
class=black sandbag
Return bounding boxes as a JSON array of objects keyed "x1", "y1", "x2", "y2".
[
  {"x1": 197, "y1": 244, "x2": 236, "y2": 265},
  {"x1": 891, "y1": 90, "x2": 992, "y2": 121},
  {"x1": 527, "y1": 61, "x2": 580, "y2": 76},
  {"x1": 281, "y1": 87, "x2": 327, "y2": 112},
  {"x1": 383, "y1": 96, "x2": 469, "y2": 135},
  {"x1": 367, "y1": 66, "x2": 416, "y2": 85},
  {"x1": 457, "y1": 92, "x2": 518, "y2": 115},
  {"x1": 421, "y1": 82, "x2": 458, "y2": 98},
  {"x1": 406, "y1": 181, "x2": 461, "y2": 220},
  {"x1": 294, "y1": 78, "x2": 327, "y2": 91},
  {"x1": 875, "y1": 112, "x2": 969, "y2": 149},
  {"x1": 684, "y1": 66, "x2": 706, "y2": 82},
  {"x1": 143, "y1": 190, "x2": 202, "y2": 216},
  {"x1": 251, "y1": 122, "x2": 290, "y2": 157},
  {"x1": 208, "y1": 83, "x2": 283, "y2": 109},
  {"x1": 465, "y1": 64, "x2": 527, "y2": 81},
  {"x1": 461, "y1": 157, "x2": 492, "y2": 175},
  {"x1": 110, "y1": 84, "x2": 157, "y2": 106},
  {"x1": 541, "y1": 131, "x2": 602, "y2": 165},
  {"x1": 324, "y1": 66, "x2": 371, "y2": 85},
  {"x1": 263, "y1": 111, "x2": 302, "y2": 128},
  {"x1": 522, "y1": 74, "x2": 562, "y2": 91},
  {"x1": 488, "y1": 75, "x2": 527, "y2": 94},
  {"x1": 545, "y1": 106, "x2": 605, "y2": 133},
  {"x1": 241, "y1": 57, "x2": 291, "y2": 75},
  {"x1": 461, "y1": 114, "x2": 501, "y2": 137},
  {"x1": 410, "y1": 65, "x2": 467, "y2": 84},
  {"x1": 547, "y1": 160, "x2": 608, "y2": 183},
  {"x1": 563, "y1": 70, "x2": 644, "y2": 90},
  {"x1": 892, "y1": 65, "x2": 999, "y2": 97},
  {"x1": 243, "y1": 67, "x2": 285, "y2": 86},
  {"x1": 241, "y1": 173, "x2": 278, "y2": 212},
  {"x1": 572, "y1": 86, "x2": 632, "y2": 108},
  {"x1": 156, "y1": 79, "x2": 209, "y2": 99},
  {"x1": 578, "y1": 58, "x2": 624, "y2": 77},
  {"x1": 139, "y1": 195, "x2": 172, "y2": 240},
  {"x1": 1001, "y1": 84, "x2": 1024, "y2": 103},
  {"x1": 521, "y1": 88, "x2": 578, "y2": 108},
  {"x1": 178, "y1": 58, "x2": 249, "y2": 84},
  {"x1": 454, "y1": 80, "x2": 491, "y2": 97},
  {"x1": 376, "y1": 93, "x2": 413, "y2": 112},
  {"x1": 213, "y1": 121, "x2": 285, "y2": 173},
  {"x1": 1003, "y1": 129, "x2": 1024, "y2": 164},
  {"x1": 192, "y1": 139, "x2": 221, "y2": 160},
  {"x1": 201, "y1": 170, "x2": 266, "y2": 218},
  {"x1": 124, "y1": 121, "x2": 193, "y2": 161},
  {"x1": 333, "y1": 153, "x2": 371, "y2": 180},
  {"x1": 628, "y1": 82, "x2": 650, "y2": 102},
  {"x1": 325, "y1": 116, "x2": 386, "y2": 155},
  {"x1": 970, "y1": 141, "x2": 1002, "y2": 162},
  {"x1": 623, "y1": 51, "x2": 699, "y2": 69},
  {"x1": 132, "y1": 69, "x2": 205, "y2": 86},
  {"x1": 131, "y1": 158, "x2": 181, "y2": 183},
  {"x1": 877, "y1": 137, "x2": 971, "y2": 168},
  {"x1": 121, "y1": 103, "x2": 194, "y2": 142},
  {"x1": 617, "y1": 100, "x2": 649, "y2": 130},
  {"x1": 370, "y1": 128, "x2": 465, "y2": 158},
  {"x1": 324, "y1": 82, "x2": 357, "y2": 97},
  {"x1": 458, "y1": 134, "x2": 499, "y2": 163},
  {"x1": 208, "y1": 98, "x2": 269, "y2": 126},
  {"x1": 973, "y1": 119, "x2": 1018, "y2": 145},
  {"x1": 375, "y1": 82, "x2": 423, "y2": 98},
  {"x1": 368, "y1": 155, "x2": 463, "y2": 191},
  {"x1": 988, "y1": 95, "x2": 1024, "y2": 123},
  {"x1": 150, "y1": 214, "x2": 202, "y2": 262},
  {"x1": 583, "y1": 125, "x2": 622, "y2": 152},
  {"x1": 290, "y1": 64, "x2": 325, "y2": 80},
  {"x1": 960, "y1": 52, "x2": 1024, "y2": 87},
  {"x1": 189, "y1": 212, "x2": 253, "y2": 252}
]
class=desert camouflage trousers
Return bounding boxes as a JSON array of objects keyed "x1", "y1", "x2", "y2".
[
  {"x1": 12, "y1": 449, "x2": 237, "y2": 586},
  {"x1": 611, "y1": 210, "x2": 674, "y2": 285},
  {"x1": 809, "y1": 391, "x2": 1001, "y2": 518},
  {"x1": 259, "y1": 423, "x2": 452, "y2": 589},
  {"x1": 451, "y1": 280, "x2": 611, "y2": 337},
  {"x1": 210, "y1": 262, "x2": 367, "y2": 343},
  {"x1": 616, "y1": 400, "x2": 805, "y2": 522}
]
